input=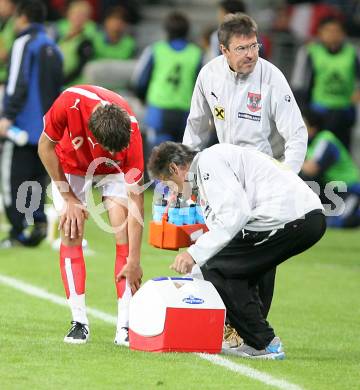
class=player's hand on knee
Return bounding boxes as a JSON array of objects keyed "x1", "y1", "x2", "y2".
[
  {"x1": 116, "y1": 262, "x2": 143, "y2": 294},
  {"x1": 170, "y1": 251, "x2": 196, "y2": 274},
  {"x1": 59, "y1": 197, "x2": 87, "y2": 239}
]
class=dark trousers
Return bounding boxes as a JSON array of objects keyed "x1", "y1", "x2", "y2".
[
  {"x1": 145, "y1": 108, "x2": 188, "y2": 150},
  {"x1": 0, "y1": 141, "x2": 47, "y2": 238},
  {"x1": 314, "y1": 106, "x2": 356, "y2": 150},
  {"x1": 201, "y1": 210, "x2": 326, "y2": 350}
]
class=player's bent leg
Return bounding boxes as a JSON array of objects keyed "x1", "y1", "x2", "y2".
[
  {"x1": 105, "y1": 196, "x2": 132, "y2": 346},
  {"x1": 114, "y1": 243, "x2": 131, "y2": 346},
  {"x1": 52, "y1": 175, "x2": 90, "y2": 344},
  {"x1": 60, "y1": 239, "x2": 90, "y2": 344}
]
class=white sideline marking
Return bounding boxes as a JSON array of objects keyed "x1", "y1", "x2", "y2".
[
  {"x1": 0, "y1": 274, "x2": 116, "y2": 325},
  {"x1": 0, "y1": 274, "x2": 305, "y2": 390}
]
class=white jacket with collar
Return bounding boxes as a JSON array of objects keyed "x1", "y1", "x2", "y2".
[
  {"x1": 187, "y1": 144, "x2": 323, "y2": 266},
  {"x1": 183, "y1": 56, "x2": 307, "y2": 173}
]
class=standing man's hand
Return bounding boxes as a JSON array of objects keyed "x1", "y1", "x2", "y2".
[
  {"x1": 0, "y1": 117, "x2": 12, "y2": 137},
  {"x1": 58, "y1": 196, "x2": 88, "y2": 240},
  {"x1": 170, "y1": 251, "x2": 196, "y2": 274},
  {"x1": 116, "y1": 262, "x2": 143, "y2": 294}
]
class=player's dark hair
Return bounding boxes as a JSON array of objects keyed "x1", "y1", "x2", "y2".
[
  {"x1": 16, "y1": 0, "x2": 47, "y2": 24},
  {"x1": 89, "y1": 104, "x2": 131, "y2": 152},
  {"x1": 147, "y1": 142, "x2": 197, "y2": 179},
  {"x1": 218, "y1": 12, "x2": 257, "y2": 48},
  {"x1": 164, "y1": 11, "x2": 190, "y2": 40},
  {"x1": 219, "y1": 0, "x2": 246, "y2": 14}
]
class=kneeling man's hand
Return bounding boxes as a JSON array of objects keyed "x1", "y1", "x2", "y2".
[{"x1": 170, "y1": 251, "x2": 195, "y2": 274}]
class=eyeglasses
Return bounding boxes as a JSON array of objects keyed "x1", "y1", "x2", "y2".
[{"x1": 232, "y1": 42, "x2": 262, "y2": 55}]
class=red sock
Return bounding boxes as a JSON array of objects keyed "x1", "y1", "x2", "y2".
[
  {"x1": 115, "y1": 244, "x2": 129, "y2": 298},
  {"x1": 60, "y1": 244, "x2": 86, "y2": 299}
]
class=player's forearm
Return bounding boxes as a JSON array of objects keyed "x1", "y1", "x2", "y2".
[{"x1": 38, "y1": 133, "x2": 77, "y2": 201}]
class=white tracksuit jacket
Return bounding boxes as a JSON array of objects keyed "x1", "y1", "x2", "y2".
[
  {"x1": 187, "y1": 144, "x2": 323, "y2": 266},
  {"x1": 183, "y1": 56, "x2": 307, "y2": 173}
]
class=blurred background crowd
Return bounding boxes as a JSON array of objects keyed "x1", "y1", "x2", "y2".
[
  {"x1": 1, "y1": 0, "x2": 360, "y2": 247},
  {"x1": 1, "y1": 0, "x2": 360, "y2": 153},
  {"x1": 4, "y1": 1, "x2": 357, "y2": 152}
]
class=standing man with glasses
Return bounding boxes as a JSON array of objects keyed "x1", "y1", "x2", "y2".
[
  {"x1": 183, "y1": 12, "x2": 307, "y2": 174},
  {"x1": 182, "y1": 13, "x2": 308, "y2": 350}
]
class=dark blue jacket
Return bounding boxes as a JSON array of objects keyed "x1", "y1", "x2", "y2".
[{"x1": 4, "y1": 23, "x2": 63, "y2": 145}]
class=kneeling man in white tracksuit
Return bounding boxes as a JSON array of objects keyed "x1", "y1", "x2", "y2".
[{"x1": 147, "y1": 142, "x2": 326, "y2": 359}]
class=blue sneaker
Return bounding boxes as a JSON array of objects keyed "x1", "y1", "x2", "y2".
[
  {"x1": 222, "y1": 337, "x2": 285, "y2": 360},
  {"x1": 266, "y1": 336, "x2": 284, "y2": 354}
]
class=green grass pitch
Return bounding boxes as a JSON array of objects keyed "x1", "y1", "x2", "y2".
[{"x1": 0, "y1": 190, "x2": 359, "y2": 389}]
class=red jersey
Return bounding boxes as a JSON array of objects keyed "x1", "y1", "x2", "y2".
[{"x1": 43, "y1": 85, "x2": 144, "y2": 182}]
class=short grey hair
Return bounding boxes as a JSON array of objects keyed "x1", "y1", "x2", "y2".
[
  {"x1": 147, "y1": 142, "x2": 197, "y2": 179},
  {"x1": 218, "y1": 12, "x2": 258, "y2": 48}
]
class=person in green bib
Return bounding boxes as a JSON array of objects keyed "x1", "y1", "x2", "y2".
[
  {"x1": 55, "y1": 0, "x2": 96, "y2": 86},
  {"x1": 292, "y1": 17, "x2": 360, "y2": 149},
  {"x1": 132, "y1": 11, "x2": 202, "y2": 150},
  {"x1": 301, "y1": 109, "x2": 360, "y2": 228},
  {"x1": 0, "y1": 0, "x2": 16, "y2": 86},
  {"x1": 93, "y1": 6, "x2": 135, "y2": 61}
]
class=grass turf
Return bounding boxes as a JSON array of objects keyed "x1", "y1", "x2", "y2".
[{"x1": 0, "y1": 190, "x2": 359, "y2": 389}]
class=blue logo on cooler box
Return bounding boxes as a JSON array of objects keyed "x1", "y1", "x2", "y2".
[{"x1": 183, "y1": 295, "x2": 204, "y2": 305}]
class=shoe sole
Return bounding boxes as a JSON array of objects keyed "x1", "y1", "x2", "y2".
[
  {"x1": 249, "y1": 352, "x2": 285, "y2": 360},
  {"x1": 222, "y1": 348, "x2": 285, "y2": 360},
  {"x1": 114, "y1": 340, "x2": 129, "y2": 347},
  {"x1": 64, "y1": 337, "x2": 89, "y2": 344}
]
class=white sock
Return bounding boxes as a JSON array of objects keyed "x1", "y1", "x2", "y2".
[
  {"x1": 116, "y1": 281, "x2": 132, "y2": 331},
  {"x1": 67, "y1": 293, "x2": 89, "y2": 325}
]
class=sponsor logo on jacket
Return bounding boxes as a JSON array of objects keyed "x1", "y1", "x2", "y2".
[
  {"x1": 247, "y1": 92, "x2": 261, "y2": 112},
  {"x1": 214, "y1": 106, "x2": 225, "y2": 120},
  {"x1": 238, "y1": 112, "x2": 261, "y2": 121}
]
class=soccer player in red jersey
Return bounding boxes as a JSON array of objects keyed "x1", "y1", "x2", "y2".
[{"x1": 38, "y1": 85, "x2": 144, "y2": 345}]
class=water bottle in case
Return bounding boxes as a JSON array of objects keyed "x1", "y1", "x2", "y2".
[
  {"x1": 183, "y1": 202, "x2": 196, "y2": 225},
  {"x1": 153, "y1": 195, "x2": 167, "y2": 222},
  {"x1": 168, "y1": 195, "x2": 183, "y2": 226}
]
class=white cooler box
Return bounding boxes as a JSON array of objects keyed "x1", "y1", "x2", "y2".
[{"x1": 129, "y1": 277, "x2": 226, "y2": 353}]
